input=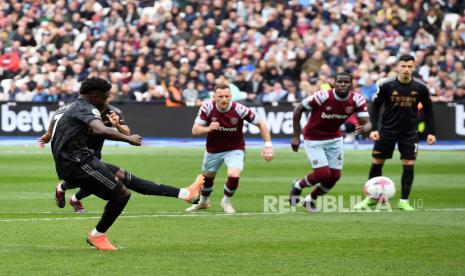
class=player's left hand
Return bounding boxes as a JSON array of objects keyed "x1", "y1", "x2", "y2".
[
  {"x1": 291, "y1": 137, "x2": 300, "y2": 152},
  {"x1": 107, "y1": 111, "x2": 120, "y2": 127},
  {"x1": 262, "y1": 147, "x2": 274, "y2": 161},
  {"x1": 38, "y1": 133, "x2": 51, "y2": 144},
  {"x1": 426, "y1": 134, "x2": 436, "y2": 145}
]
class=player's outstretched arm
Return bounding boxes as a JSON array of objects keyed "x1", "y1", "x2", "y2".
[
  {"x1": 192, "y1": 122, "x2": 219, "y2": 136},
  {"x1": 89, "y1": 119, "x2": 141, "y2": 146},
  {"x1": 257, "y1": 120, "x2": 273, "y2": 161},
  {"x1": 291, "y1": 104, "x2": 305, "y2": 152}
]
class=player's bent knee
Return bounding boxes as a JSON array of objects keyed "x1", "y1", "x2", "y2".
[
  {"x1": 314, "y1": 166, "x2": 332, "y2": 183},
  {"x1": 115, "y1": 169, "x2": 126, "y2": 182},
  {"x1": 401, "y1": 160, "x2": 415, "y2": 165},
  {"x1": 227, "y1": 168, "x2": 241, "y2": 178},
  {"x1": 228, "y1": 172, "x2": 241, "y2": 178},
  {"x1": 113, "y1": 185, "x2": 131, "y2": 201}
]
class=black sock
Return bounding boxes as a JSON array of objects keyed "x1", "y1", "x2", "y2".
[
  {"x1": 124, "y1": 171, "x2": 180, "y2": 198},
  {"x1": 61, "y1": 181, "x2": 71, "y2": 191},
  {"x1": 75, "y1": 189, "x2": 91, "y2": 201},
  {"x1": 96, "y1": 188, "x2": 131, "y2": 233},
  {"x1": 401, "y1": 165, "x2": 414, "y2": 200},
  {"x1": 369, "y1": 163, "x2": 383, "y2": 179}
]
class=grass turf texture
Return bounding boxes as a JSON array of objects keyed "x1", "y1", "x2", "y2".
[{"x1": 0, "y1": 146, "x2": 464, "y2": 275}]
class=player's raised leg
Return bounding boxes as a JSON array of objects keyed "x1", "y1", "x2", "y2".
[
  {"x1": 119, "y1": 170, "x2": 204, "y2": 203},
  {"x1": 289, "y1": 140, "x2": 331, "y2": 206},
  {"x1": 303, "y1": 138, "x2": 344, "y2": 212}
]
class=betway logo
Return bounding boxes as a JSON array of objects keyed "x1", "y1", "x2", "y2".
[
  {"x1": 1, "y1": 104, "x2": 53, "y2": 132},
  {"x1": 321, "y1": 112, "x2": 348, "y2": 120},
  {"x1": 243, "y1": 107, "x2": 307, "y2": 135}
]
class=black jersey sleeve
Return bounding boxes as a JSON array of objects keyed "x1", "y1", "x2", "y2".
[
  {"x1": 419, "y1": 84, "x2": 436, "y2": 135},
  {"x1": 370, "y1": 81, "x2": 386, "y2": 131}
]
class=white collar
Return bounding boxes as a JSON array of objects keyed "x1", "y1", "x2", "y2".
[{"x1": 333, "y1": 89, "x2": 351, "y2": 101}]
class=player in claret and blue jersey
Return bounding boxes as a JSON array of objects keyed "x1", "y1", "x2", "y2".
[
  {"x1": 289, "y1": 72, "x2": 371, "y2": 212},
  {"x1": 186, "y1": 83, "x2": 274, "y2": 214}
]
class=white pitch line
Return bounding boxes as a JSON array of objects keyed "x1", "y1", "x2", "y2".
[
  {"x1": 1, "y1": 208, "x2": 465, "y2": 222},
  {"x1": 0, "y1": 212, "x2": 285, "y2": 222}
]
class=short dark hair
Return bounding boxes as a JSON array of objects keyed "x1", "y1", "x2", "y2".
[
  {"x1": 335, "y1": 72, "x2": 352, "y2": 81},
  {"x1": 398, "y1": 54, "x2": 415, "y2": 62},
  {"x1": 213, "y1": 83, "x2": 230, "y2": 92},
  {"x1": 79, "y1": 77, "x2": 112, "y2": 95}
]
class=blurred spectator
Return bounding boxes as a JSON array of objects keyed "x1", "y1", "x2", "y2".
[
  {"x1": 31, "y1": 83, "x2": 48, "y2": 102},
  {"x1": 165, "y1": 75, "x2": 183, "y2": 107},
  {"x1": 182, "y1": 80, "x2": 199, "y2": 106},
  {"x1": 143, "y1": 82, "x2": 165, "y2": 103},
  {"x1": 360, "y1": 76, "x2": 378, "y2": 102},
  {"x1": 15, "y1": 85, "x2": 34, "y2": 102},
  {"x1": 454, "y1": 85, "x2": 465, "y2": 103},
  {"x1": 0, "y1": 0, "x2": 461, "y2": 106},
  {"x1": 262, "y1": 81, "x2": 288, "y2": 104}
]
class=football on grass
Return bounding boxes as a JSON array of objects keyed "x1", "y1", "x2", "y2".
[{"x1": 363, "y1": 176, "x2": 396, "y2": 202}]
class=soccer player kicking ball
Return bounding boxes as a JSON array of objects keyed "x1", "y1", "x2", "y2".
[
  {"x1": 40, "y1": 103, "x2": 131, "y2": 213},
  {"x1": 49, "y1": 77, "x2": 204, "y2": 250},
  {"x1": 289, "y1": 73, "x2": 371, "y2": 212},
  {"x1": 186, "y1": 83, "x2": 274, "y2": 214},
  {"x1": 355, "y1": 55, "x2": 436, "y2": 211}
]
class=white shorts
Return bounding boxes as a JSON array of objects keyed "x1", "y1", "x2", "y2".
[
  {"x1": 202, "y1": 150, "x2": 245, "y2": 173},
  {"x1": 303, "y1": 137, "x2": 344, "y2": 170}
]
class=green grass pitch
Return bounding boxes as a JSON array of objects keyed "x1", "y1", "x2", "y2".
[{"x1": 0, "y1": 146, "x2": 464, "y2": 275}]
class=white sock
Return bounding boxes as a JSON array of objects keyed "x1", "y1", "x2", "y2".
[
  {"x1": 399, "y1": 199, "x2": 408, "y2": 203},
  {"x1": 303, "y1": 194, "x2": 312, "y2": 202},
  {"x1": 178, "y1": 188, "x2": 190, "y2": 200},
  {"x1": 222, "y1": 195, "x2": 231, "y2": 203},
  {"x1": 293, "y1": 181, "x2": 302, "y2": 190},
  {"x1": 70, "y1": 194, "x2": 78, "y2": 202},
  {"x1": 199, "y1": 195, "x2": 209, "y2": 204},
  {"x1": 91, "y1": 228, "x2": 104, "y2": 237},
  {"x1": 56, "y1": 184, "x2": 63, "y2": 192}
]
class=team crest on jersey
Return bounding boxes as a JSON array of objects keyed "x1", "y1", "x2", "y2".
[
  {"x1": 345, "y1": 106, "x2": 354, "y2": 113},
  {"x1": 392, "y1": 91, "x2": 399, "y2": 96},
  {"x1": 325, "y1": 106, "x2": 332, "y2": 111},
  {"x1": 411, "y1": 91, "x2": 418, "y2": 96},
  {"x1": 92, "y1": 108, "x2": 100, "y2": 118},
  {"x1": 230, "y1": 117, "x2": 239, "y2": 125}
]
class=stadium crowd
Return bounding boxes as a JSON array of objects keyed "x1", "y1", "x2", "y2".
[{"x1": 0, "y1": 0, "x2": 464, "y2": 105}]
